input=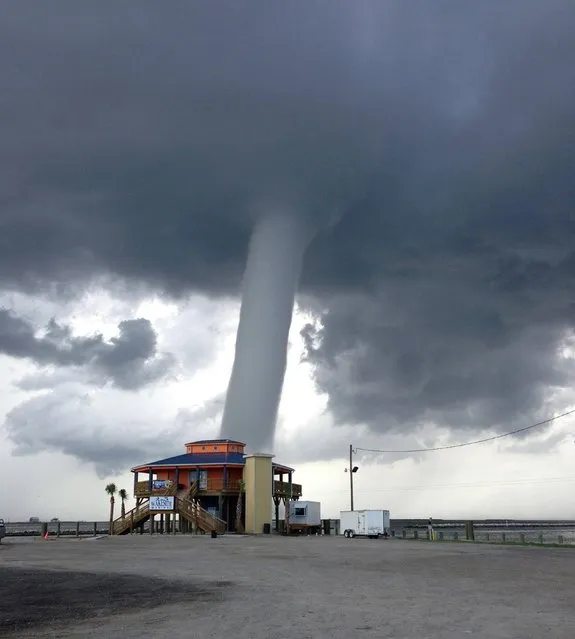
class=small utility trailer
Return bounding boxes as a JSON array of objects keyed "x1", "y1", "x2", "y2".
[
  {"x1": 340, "y1": 509, "x2": 390, "y2": 539},
  {"x1": 286, "y1": 500, "x2": 321, "y2": 534}
]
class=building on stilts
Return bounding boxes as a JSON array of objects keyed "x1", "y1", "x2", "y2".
[{"x1": 111, "y1": 439, "x2": 302, "y2": 535}]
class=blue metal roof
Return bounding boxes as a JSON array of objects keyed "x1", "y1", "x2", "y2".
[
  {"x1": 132, "y1": 451, "x2": 294, "y2": 472},
  {"x1": 138, "y1": 452, "x2": 246, "y2": 467},
  {"x1": 273, "y1": 463, "x2": 294, "y2": 474}
]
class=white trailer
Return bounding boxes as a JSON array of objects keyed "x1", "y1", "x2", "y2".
[
  {"x1": 340, "y1": 509, "x2": 390, "y2": 539},
  {"x1": 286, "y1": 500, "x2": 321, "y2": 534}
]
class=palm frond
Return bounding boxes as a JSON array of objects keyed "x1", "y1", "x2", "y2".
[{"x1": 105, "y1": 482, "x2": 117, "y2": 496}]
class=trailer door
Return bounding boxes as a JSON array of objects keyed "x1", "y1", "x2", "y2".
[
  {"x1": 366, "y1": 510, "x2": 383, "y2": 536},
  {"x1": 358, "y1": 511, "x2": 367, "y2": 535}
]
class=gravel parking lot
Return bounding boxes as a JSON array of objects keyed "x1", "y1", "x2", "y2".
[{"x1": 1, "y1": 535, "x2": 573, "y2": 638}]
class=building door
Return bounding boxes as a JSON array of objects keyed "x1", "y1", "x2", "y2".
[{"x1": 189, "y1": 469, "x2": 208, "y2": 489}]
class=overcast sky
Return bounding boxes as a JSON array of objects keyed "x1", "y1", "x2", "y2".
[{"x1": 1, "y1": 1, "x2": 575, "y2": 521}]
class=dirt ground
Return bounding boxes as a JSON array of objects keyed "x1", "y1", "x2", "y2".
[{"x1": 1, "y1": 534, "x2": 573, "y2": 638}]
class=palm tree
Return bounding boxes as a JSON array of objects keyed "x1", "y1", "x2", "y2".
[
  {"x1": 118, "y1": 489, "x2": 128, "y2": 518},
  {"x1": 105, "y1": 483, "x2": 117, "y2": 534},
  {"x1": 235, "y1": 480, "x2": 245, "y2": 532}
]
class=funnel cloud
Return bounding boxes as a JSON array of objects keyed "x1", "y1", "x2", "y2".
[
  {"x1": 220, "y1": 212, "x2": 318, "y2": 451},
  {"x1": 0, "y1": 1, "x2": 575, "y2": 457}
]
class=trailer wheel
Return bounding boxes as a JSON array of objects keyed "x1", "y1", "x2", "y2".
[
  {"x1": 349, "y1": 530, "x2": 356, "y2": 538},
  {"x1": 343, "y1": 529, "x2": 349, "y2": 538}
]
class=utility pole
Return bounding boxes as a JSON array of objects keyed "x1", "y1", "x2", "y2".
[{"x1": 349, "y1": 444, "x2": 354, "y2": 511}]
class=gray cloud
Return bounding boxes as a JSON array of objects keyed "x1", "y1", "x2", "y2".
[
  {"x1": 4, "y1": 387, "x2": 222, "y2": 477},
  {"x1": 1, "y1": 1, "x2": 575, "y2": 442},
  {"x1": 301, "y1": 284, "x2": 575, "y2": 435},
  {"x1": 0, "y1": 309, "x2": 174, "y2": 390}
]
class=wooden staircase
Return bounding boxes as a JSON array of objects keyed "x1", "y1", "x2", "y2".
[
  {"x1": 177, "y1": 496, "x2": 226, "y2": 534},
  {"x1": 177, "y1": 481, "x2": 226, "y2": 533},
  {"x1": 111, "y1": 482, "x2": 226, "y2": 535},
  {"x1": 113, "y1": 502, "x2": 150, "y2": 535}
]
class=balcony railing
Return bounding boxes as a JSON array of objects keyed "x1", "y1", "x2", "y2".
[
  {"x1": 134, "y1": 480, "x2": 177, "y2": 498},
  {"x1": 274, "y1": 481, "x2": 302, "y2": 498},
  {"x1": 135, "y1": 478, "x2": 302, "y2": 497},
  {"x1": 198, "y1": 478, "x2": 243, "y2": 492}
]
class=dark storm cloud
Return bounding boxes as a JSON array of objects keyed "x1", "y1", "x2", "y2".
[
  {"x1": 301, "y1": 293, "x2": 575, "y2": 434},
  {"x1": 0, "y1": 309, "x2": 174, "y2": 390},
  {"x1": 1, "y1": 1, "x2": 575, "y2": 437}
]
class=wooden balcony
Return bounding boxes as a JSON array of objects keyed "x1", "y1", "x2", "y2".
[
  {"x1": 274, "y1": 481, "x2": 302, "y2": 498},
  {"x1": 197, "y1": 478, "x2": 243, "y2": 493},
  {"x1": 135, "y1": 478, "x2": 302, "y2": 498},
  {"x1": 134, "y1": 480, "x2": 178, "y2": 498}
]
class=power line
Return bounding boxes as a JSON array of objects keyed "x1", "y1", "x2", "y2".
[
  {"x1": 354, "y1": 407, "x2": 575, "y2": 455},
  {"x1": 347, "y1": 475, "x2": 575, "y2": 494}
]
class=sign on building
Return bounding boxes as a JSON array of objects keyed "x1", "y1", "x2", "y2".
[
  {"x1": 152, "y1": 480, "x2": 172, "y2": 490},
  {"x1": 149, "y1": 496, "x2": 175, "y2": 511}
]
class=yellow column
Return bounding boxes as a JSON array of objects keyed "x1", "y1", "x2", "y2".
[{"x1": 243, "y1": 453, "x2": 274, "y2": 534}]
